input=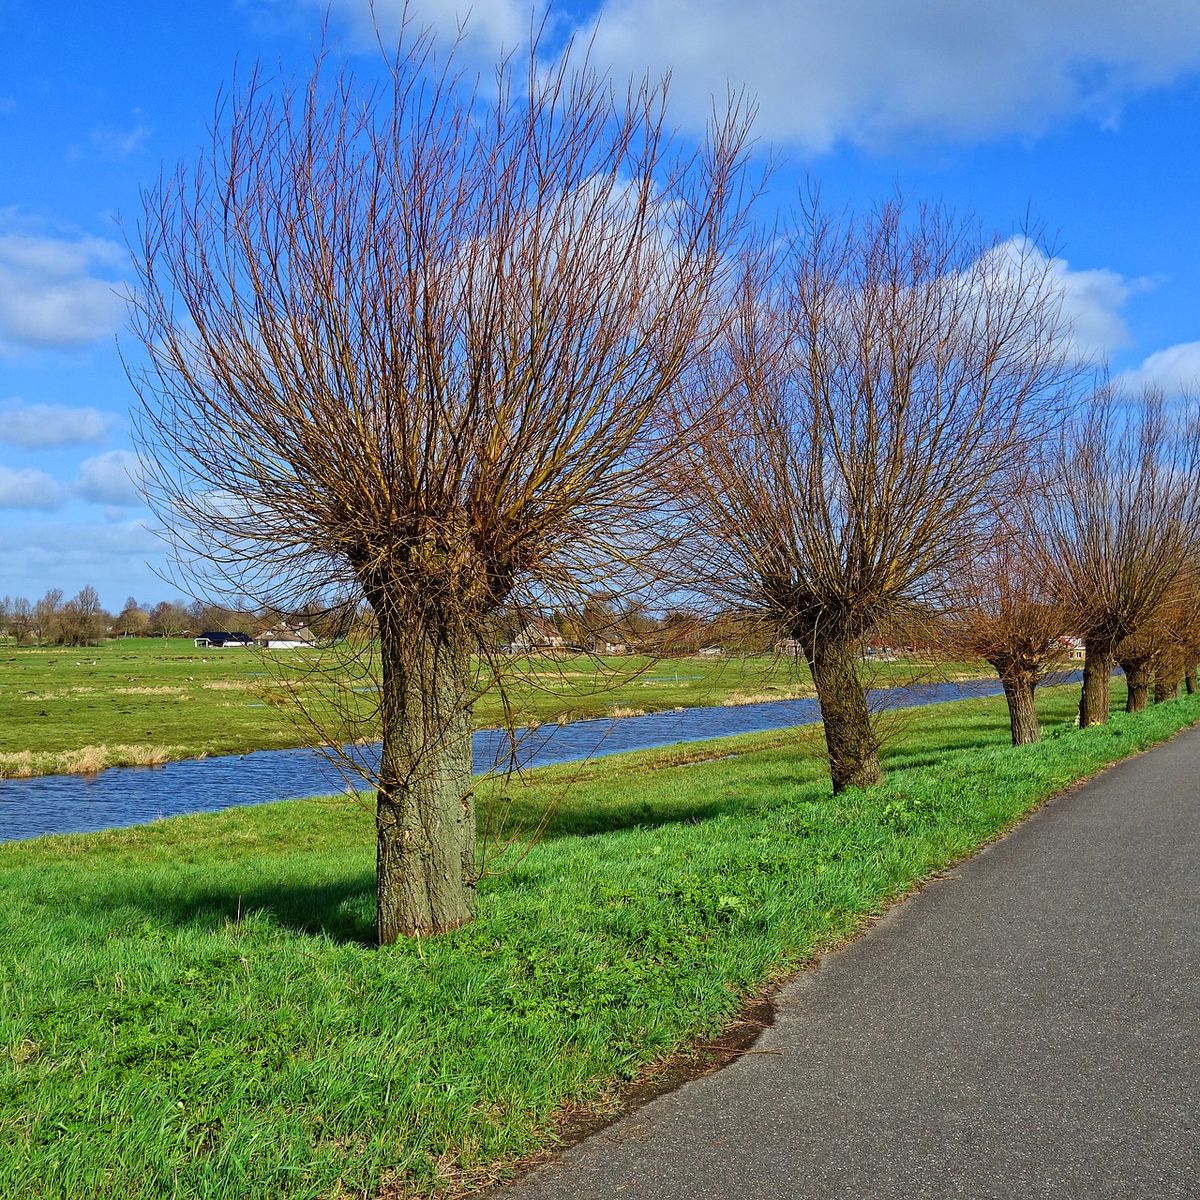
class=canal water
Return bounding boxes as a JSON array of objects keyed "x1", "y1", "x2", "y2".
[{"x1": 0, "y1": 672, "x2": 1082, "y2": 842}]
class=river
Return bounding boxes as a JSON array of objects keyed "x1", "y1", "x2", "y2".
[{"x1": 0, "y1": 671, "x2": 1082, "y2": 842}]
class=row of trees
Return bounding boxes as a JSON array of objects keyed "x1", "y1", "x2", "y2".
[
  {"x1": 0, "y1": 593, "x2": 263, "y2": 643},
  {"x1": 0, "y1": 588, "x2": 107, "y2": 647},
  {"x1": 938, "y1": 391, "x2": 1200, "y2": 745},
  {"x1": 0, "y1": 587, "x2": 734, "y2": 652},
  {"x1": 125, "y1": 30, "x2": 1200, "y2": 942}
]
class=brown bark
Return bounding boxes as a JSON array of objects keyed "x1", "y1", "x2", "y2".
[
  {"x1": 1154, "y1": 664, "x2": 1183, "y2": 703},
  {"x1": 999, "y1": 671, "x2": 1040, "y2": 745},
  {"x1": 806, "y1": 632, "x2": 882, "y2": 793},
  {"x1": 1117, "y1": 655, "x2": 1152, "y2": 713},
  {"x1": 375, "y1": 616, "x2": 475, "y2": 943},
  {"x1": 1079, "y1": 638, "x2": 1114, "y2": 726},
  {"x1": 1186, "y1": 667, "x2": 1197, "y2": 695}
]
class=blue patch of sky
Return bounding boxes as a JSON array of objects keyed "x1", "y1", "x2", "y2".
[{"x1": 1, "y1": 0, "x2": 1199, "y2": 605}]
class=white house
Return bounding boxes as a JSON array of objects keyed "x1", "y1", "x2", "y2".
[{"x1": 258, "y1": 624, "x2": 316, "y2": 650}]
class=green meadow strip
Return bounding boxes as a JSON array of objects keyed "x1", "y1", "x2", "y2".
[{"x1": 2, "y1": 683, "x2": 1196, "y2": 1199}]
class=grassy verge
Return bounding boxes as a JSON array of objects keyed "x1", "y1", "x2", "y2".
[
  {"x1": 0, "y1": 639, "x2": 986, "y2": 776},
  {"x1": 2, "y1": 683, "x2": 1194, "y2": 1199}
]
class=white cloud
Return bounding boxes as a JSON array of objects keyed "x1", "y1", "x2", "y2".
[
  {"x1": 320, "y1": 1, "x2": 1200, "y2": 150},
  {"x1": 325, "y1": 0, "x2": 541, "y2": 60},
  {"x1": 75, "y1": 450, "x2": 144, "y2": 507},
  {"x1": 579, "y1": 0, "x2": 1200, "y2": 151},
  {"x1": 0, "y1": 516, "x2": 159, "y2": 556},
  {"x1": 0, "y1": 215, "x2": 128, "y2": 355},
  {"x1": 0, "y1": 465, "x2": 67, "y2": 510},
  {"x1": 0, "y1": 516, "x2": 163, "y2": 604},
  {"x1": 978, "y1": 237, "x2": 1147, "y2": 364},
  {"x1": 0, "y1": 398, "x2": 116, "y2": 449},
  {"x1": 1031, "y1": 249, "x2": 1150, "y2": 363},
  {"x1": 1117, "y1": 341, "x2": 1200, "y2": 395}
]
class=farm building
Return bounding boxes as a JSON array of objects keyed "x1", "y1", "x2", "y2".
[
  {"x1": 194, "y1": 631, "x2": 252, "y2": 648},
  {"x1": 257, "y1": 624, "x2": 316, "y2": 650}
]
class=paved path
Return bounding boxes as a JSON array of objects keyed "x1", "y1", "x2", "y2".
[{"x1": 498, "y1": 727, "x2": 1200, "y2": 1199}]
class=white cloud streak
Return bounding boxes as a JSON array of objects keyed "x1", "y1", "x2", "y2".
[
  {"x1": 579, "y1": 0, "x2": 1200, "y2": 151},
  {"x1": 326, "y1": 0, "x2": 541, "y2": 61},
  {"x1": 326, "y1": 1, "x2": 1200, "y2": 151},
  {"x1": 0, "y1": 398, "x2": 116, "y2": 449},
  {"x1": 980, "y1": 237, "x2": 1148, "y2": 364},
  {"x1": 1117, "y1": 341, "x2": 1200, "y2": 395},
  {"x1": 89, "y1": 111, "x2": 153, "y2": 159},
  {"x1": 75, "y1": 450, "x2": 145, "y2": 507},
  {"x1": 0, "y1": 465, "x2": 67, "y2": 510},
  {"x1": 0, "y1": 216, "x2": 128, "y2": 355}
]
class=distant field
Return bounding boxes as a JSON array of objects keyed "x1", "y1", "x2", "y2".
[{"x1": 0, "y1": 638, "x2": 987, "y2": 776}]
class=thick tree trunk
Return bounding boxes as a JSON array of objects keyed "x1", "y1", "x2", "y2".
[
  {"x1": 1186, "y1": 668, "x2": 1197, "y2": 696},
  {"x1": 375, "y1": 617, "x2": 476, "y2": 944},
  {"x1": 806, "y1": 632, "x2": 883, "y2": 794},
  {"x1": 1117, "y1": 656, "x2": 1151, "y2": 713},
  {"x1": 1000, "y1": 673, "x2": 1040, "y2": 745},
  {"x1": 1079, "y1": 638, "x2": 1114, "y2": 727},
  {"x1": 1154, "y1": 664, "x2": 1183, "y2": 703}
]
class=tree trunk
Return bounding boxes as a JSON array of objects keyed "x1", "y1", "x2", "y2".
[
  {"x1": 375, "y1": 616, "x2": 476, "y2": 944},
  {"x1": 1000, "y1": 673, "x2": 1040, "y2": 745},
  {"x1": 806, "y1": 631, "x2": 883, "y2": 794},
  {"x1": 1079, "y1": 638, "x2": 1114, "y2": 727},
  {"x1": 1186, "y1": 667, "x2": 1197, "y2": 696},
  {"x1": 1154, "y1": 664, "x2": 1183, "y2": 704},
  {"x1": 1117, "y1": 656, "x2": 1151, "y2": 713}
]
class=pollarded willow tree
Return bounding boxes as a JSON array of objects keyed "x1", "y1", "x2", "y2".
[
  {"x1": 665, "y1": 199, "x2": 1079, "y2": 793},
  {"x1": 1035, "y1": 388, "x2": 1200, "y2": 727},
  {"x1": 1111, "y1": 571, "x2": 1200, "y2": 712},
  {"x1": 938, "y1": 515, "x2": 1071, "y2": 745},
  {"x1": 127, "y1": 32, "x2": 755, "y2": 942},
  {"x1": 1149, "y1": 572, "x2": 1200, "y2": 702}
]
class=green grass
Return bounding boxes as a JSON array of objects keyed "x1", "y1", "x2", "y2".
[
  {"x1": 3, "y1": 681, "x2": 1194, "y2": 1199},
  {"x1": 0, "y1": 638, "x2": 985, "y2": 776}
]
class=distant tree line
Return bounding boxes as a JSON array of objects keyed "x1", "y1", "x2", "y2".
[{"x1": 0, "y1": 592, "x2": 331, "y2": 646}]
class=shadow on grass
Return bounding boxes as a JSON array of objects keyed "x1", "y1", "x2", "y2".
[
  {"x1": 84, "y1": 794, "x2": 760, "y2": 946},
  {"x1": 499, "y1": 792, "x2": 756, "y2": 842},
  {"x1": 103, "y1": 874, "x2": 381, "y2": 945}
]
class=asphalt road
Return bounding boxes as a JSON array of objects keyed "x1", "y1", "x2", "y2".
[{"x1": 497, "y1": 726, "x2": 1200, "y2": 1199}]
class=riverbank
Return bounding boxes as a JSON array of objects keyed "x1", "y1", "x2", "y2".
[
  {"x1": 3, "y1": 682, "x2": 1197, "y2": 1199},
  {"x1": 0, "y1": 638, "x2": 987, "y2": 778}
]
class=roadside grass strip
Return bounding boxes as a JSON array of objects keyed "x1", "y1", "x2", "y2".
[{"x1": 2, "y1": 684, "x2": 1196, "y2": 1198}]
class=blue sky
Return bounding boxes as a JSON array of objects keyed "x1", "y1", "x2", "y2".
[{"x1": 4, "y1": 0, "x2": 1200, "y2": 609}]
